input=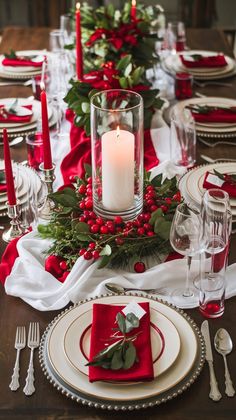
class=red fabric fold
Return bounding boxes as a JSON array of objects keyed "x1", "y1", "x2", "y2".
[
  {"x1": 2, "y1": 57, "x2": 44, "y2": 68},
  {"x1": 203, "y1": 171, "x2": 236, "y2": 198},
  {"x1": 61, "y1": 109, "x2": 159, "y2": 182},
  {"x1": 0, "y1": 184, "x2": 7, "y2": 193},
  {"x1": 191, "y1": 108, "x2": 236, "y2": 124},
  {"x1": 89, "y1": 302, "x2": 154, "y2": 382},
  {"x1": 0, "y1": 236, "x2": 21, "y2": 285},
  {"x1": 0, "y1": 104, "x2": 32, "y2": 123},
  {"x1": 180, "y1": 54, "x2": 227, "y2": 68}
]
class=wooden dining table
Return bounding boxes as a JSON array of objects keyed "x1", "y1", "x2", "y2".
[{"x1": 0, "y1": 26, "x2": 236, "y2": 420}]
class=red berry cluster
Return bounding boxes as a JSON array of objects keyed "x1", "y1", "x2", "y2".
[
  {"x1": 143, "y1": 184, "x2": 181, "y2": 213},
  {"x1": 75, "y1": 179, "x2": 181, "y2": 264}
]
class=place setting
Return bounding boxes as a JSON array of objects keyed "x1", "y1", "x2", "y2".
[
  {"x1": 1, "y1": 1, "x2": 236, "y2": 418},
  {"x1": 0, "y1": 50, "x2": 48, "y2": 80},
  {"x1": 162, "y1": 49, "x2": 236, "y2": 80}
]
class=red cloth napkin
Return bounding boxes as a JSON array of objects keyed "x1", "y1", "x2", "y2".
[
  {"x1": 61, "y1": 109, "x2": 159, "y2": 183},
  {"x1": 180, "y1": 54, "x2": 227, "y2": 68},
  {"x1": 0, "y1": 184, "x2": 7, "y2": 193},
  {"x1": 88, "y1": 302, "x2": 154, "y2": 383},
  {"x1": 203, "y1": 171, "x2": 236, "y2": 198},
  {"x1": 0, "y1": 104, "x2": 32, "y2": 123},
  {"x1": 191, "y1": 107, "x2": 236, "y2": 124},
  {"x1": 2, "y1": 57, "x2": 44, "y2": 68},
  {"x1": 0, "y1": 236, "x2": 21, "y2": 285}
]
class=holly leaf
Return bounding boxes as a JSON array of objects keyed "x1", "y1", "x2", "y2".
[
  {"x1": 98, "y1": 254, "x2": 112, "y2": 268},
  {"x1": 123, "y1": 342, "x2": 136, "y2": 369},
  {"x1": 116, "y1": 312, "x2": 126, "y2": 334},
  {"x1": 75, "y1": 222, "x2": 90, "y2": 233},
  {"x1": 116, "y1": 54, "x2": 132, "y2": 71},
  {"x1": 84, "y1": 163, "x2": 92, "y2": 177},
  {"x1": 100, "y1": 244, "x2": 112, "y2": 256}
]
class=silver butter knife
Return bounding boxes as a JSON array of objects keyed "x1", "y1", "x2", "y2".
[{"x1": 201, "y1": 320, "x2": 222, "y2": 401}]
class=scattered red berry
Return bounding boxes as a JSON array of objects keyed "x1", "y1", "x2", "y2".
[
  {"x1": 79, "y1": 215, "x2": 86, "y2": 223},
  {"x1": 96, "y1": 217, "x2": 104, "y2": 226},
  {"x1": 83, "y1": 251, "x2": 93, "y2": 260},
  {"x1": 87, "y1": 177, "x2": 92, "y2": 184},
  {"x1": 114, "y1": 216, "x2": 123, "y2": 224},
  {"x1": 90, "y1": 224, "x2": 100, "y2": 233},
  {"x1": 100, "y1": 225, "x2": 109, "y2": 234},
  {"x1": 79, "y1": 248, "x2": 86, "y2": 256},
  {"x1": 85, "y1": 199, "x2": 93, "y2": 209},
  {"x1": 134, "y1": 262, "x2": 146, "y2": 273},
  {"x1": 78, "y1": 184, "x2": 86, "y2": 194},
  {"x1": 79, "y1": 201, "x2": 85, "y2": 210},
  {"x1": 165, "y1": 197, "x2": 172, "y2": 205},
  {"x1": 137, "y1": 227, "x2": 145, "y2": 236},
  {"x1": 92, "y1": 250, "x2": 100, "y2": 259},
  {"x1": 59, "y1": 261, "x2": 68, "y2": 271},
  {"x1": 147, "y1": 231, "x2": 155, "y2": 237},
  {"x1": 160, "y1": 205, "x2": 168, "y2": 213},
  {"x1": 173, "y1": 192, "x2": 181, "y2": 202},
  {"x1": 88, "y1": 242, "x2": 96, "y2": 250},
  {"x1": 115, "y1": 237, "x2": 124, "y2": 245}
]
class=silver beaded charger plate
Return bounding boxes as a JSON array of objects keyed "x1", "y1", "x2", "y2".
[{"x1": 39, "y1": 294, "x2": 205, "y2": 411}]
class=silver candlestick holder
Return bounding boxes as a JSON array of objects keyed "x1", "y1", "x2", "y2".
[
  {"x1": 38, "y1": 163, "x2": 55, "y2": 220},
  {"x1": 2, "y1": 201, "x2": 23, "y2": 243}
]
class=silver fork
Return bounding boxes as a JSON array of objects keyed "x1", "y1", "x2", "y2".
[
  {"x1": 9, "y1": 326, "x2": 26, "y2": 391},
  {"x1": 23, "y1": 322, "x2": 40, "y2": 396},
  {"x1": 194, "y1": 80, "x2": 233, "y2": 88},
  {"x1": 0, "y1": 80, "x2": 32, "y2": 87},
  {"x1": 200, "y1": 154, "x2": 236, "y2": 163},
  {"x1": 198, "y1": 137, "x2": 236, "y2": 148}
]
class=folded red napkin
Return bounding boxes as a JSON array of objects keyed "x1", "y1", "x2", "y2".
[
  {"x1": 180, "y1": 54, "x2": 227, "y2": 68},
  {"x1": 60, "y1": 109, "x2": 159, "y2": 183},
  {"x1": 0, "y1": 104, "x2": 32, "y2": 123},
  {"x1": 203, "y1": 171, "x2": 236, "y2": 198},
  {"x1": 0, "y1": 183, "x2": 7, "y2": 193},
  {"x1": 190, "y1": 107, "x2": 236, "y2": 124},
  {"x1": 2, "y1": 57, "x2": 44, "y2": 68},
  {"x1": 89, "y1": 302, "x2": 154, "y2": 382}
]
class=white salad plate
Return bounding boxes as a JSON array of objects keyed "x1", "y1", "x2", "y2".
[{"x1": 39, "y1": 294, "x2": 205, "y2": 410}]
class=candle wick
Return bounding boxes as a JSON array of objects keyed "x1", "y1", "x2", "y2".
[{"x1": 116, "y1": 126, "x2": 120, "y2": 140}]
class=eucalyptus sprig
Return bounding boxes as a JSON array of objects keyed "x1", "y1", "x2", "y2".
[
  {"x1": 86, "y1": 312, "x2": 140, "y2": 370},
  {"x1": 4, "y1": 49, "x2": 17, "y2": 59}
]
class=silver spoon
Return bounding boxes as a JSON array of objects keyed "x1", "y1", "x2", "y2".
[
  {"x1": 9, "y1": 136, "x2": 24, "y2": 147},
  {"x1": 104, "y1": 282, "x2": 167, "y2": 295},
  {"x1": 214, "y1": 328, "x2": 235, "y2": 397}
]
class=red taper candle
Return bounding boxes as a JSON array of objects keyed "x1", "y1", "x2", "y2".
[
  {"x1": 40, "y1": 89, "x2": 53, "y2": 169},
  {"x1": 76, "y1": 2, "x2": 83, "y2": 80},
  {"x1": 131, "y1": 0, "x2": 136, "y2": 21},
  {"x1": 3, "y1": 128, "x2": 16, "y2": 205}
]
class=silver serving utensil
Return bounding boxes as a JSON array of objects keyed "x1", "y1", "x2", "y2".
[
  {"x1": 214, "y1": 328, "x2": 235, "y2": 397},
  {"x1": 23, "y1": 322, "x2": 40, "y2": 396},
  {"x1": 9, "y1": 136, "x2": 24, "y2": 147},
  {"x1": 0, "y1": 80, "x2": 32, "y2": 87},
  {"x1": 194, "y1": 80, "x2": 233, "y2": 88},
  {"x1": 200, "y1": 154, "x2": 236, "y2": 163},
  {"x1": 201, "y1": 320, "x2": 222, "y2": 401},
  {"x1": 198, "y1": 137, "x2": 236, "y2": 148},
  {"x1": 9, "y1": 326, "x2": 26, "y2": 391},
  {"x1": 104, "y1": 282, "x2": 167, "y2": 295}
]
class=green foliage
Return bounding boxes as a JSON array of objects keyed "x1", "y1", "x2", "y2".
[{"x1": 86, "y1": 311, "x2": 140, "y2": 370}]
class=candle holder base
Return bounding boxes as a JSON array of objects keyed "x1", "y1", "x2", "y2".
[
  {"x1": 38, "y1": 163, "x2": 55, "y2": 220},
  {"x1": 93, "y1": 196, "x2": 143, "y2": 222},
  {"x1": 2, "y1": 202, "x2": 23, "y2": 243}
]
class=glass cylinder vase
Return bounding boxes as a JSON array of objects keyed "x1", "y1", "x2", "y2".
[{"x1": 90, "y1": 89, "x2": 144, "y2": 221}]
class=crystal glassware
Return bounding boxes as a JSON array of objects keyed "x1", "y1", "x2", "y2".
[
  {"x1": 164, "y1": 22, "x2": 186, "y2": 54},
  {"x1": 26, "y1": 133, "x2": 44, "y2": 171},
  {"x1": 199, "y1": 189, "x2": 232, "y2": 318},
  {"x1": 175, "y1": 72, "x2": 193, "y2": 100},
  {"x1": 90, "y1": 89, "x2": 144, "y2": 221},
  {"x1": 170, "y1": 203, "x2": 204, "y2": 308},
  {"x1": 170, "y1": 107, "x2": 196, "y2": 168}
]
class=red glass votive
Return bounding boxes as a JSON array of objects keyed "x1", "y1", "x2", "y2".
[
  {"x1": 175, "y1": 72, "x2": 193, "y2": 100},
  {"x1": 26, "y1": 133, "x2": 44, "y2": 170}
]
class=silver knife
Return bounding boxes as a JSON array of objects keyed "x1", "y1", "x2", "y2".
[{"x1": 201, "y1": 320, "x2": 222, "y2": 401}]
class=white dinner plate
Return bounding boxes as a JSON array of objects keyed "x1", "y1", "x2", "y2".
[
  {"x1": 162, "y1": 50, "x2": 236, "y2": 80},
  {"x1": 45, "y1": 295, "x2": 199, "y2": 402},
  {"x1": 63, "y1": 306, "x2": 180, "y2": 380},
  {"x1": 179, "y1": 162, "x2": 236, "y2": 215},
  {"x1": 0, "y1": 50, "x2": 48, "y2": 79},
  {"x1": 0, "y1": 98, "x2": 52, "y2": 129},
  {"x1": 172, "y1": 97, "x2": 236, "y2": 137}
]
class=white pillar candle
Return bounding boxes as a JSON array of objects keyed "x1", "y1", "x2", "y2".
[{"x1": 102, "y1": 127, "x2": 135, "y2": 211}]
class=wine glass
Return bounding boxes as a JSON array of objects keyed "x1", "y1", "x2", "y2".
[
  {"x1": 199, "y1": 189, "x2": 232, "y2": 317},
  {"x1": 170, "y1": 203, "x2": 204, "y2": 307}
]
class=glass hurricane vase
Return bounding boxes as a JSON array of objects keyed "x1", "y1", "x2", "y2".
[{"x1": 90, "y1": 89, "x2": 144, "y2": 221}]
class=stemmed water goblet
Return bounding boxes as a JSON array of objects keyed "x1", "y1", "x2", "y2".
[{"x1": 170, "y1": 203, "x2": 204, "y2": 308}]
